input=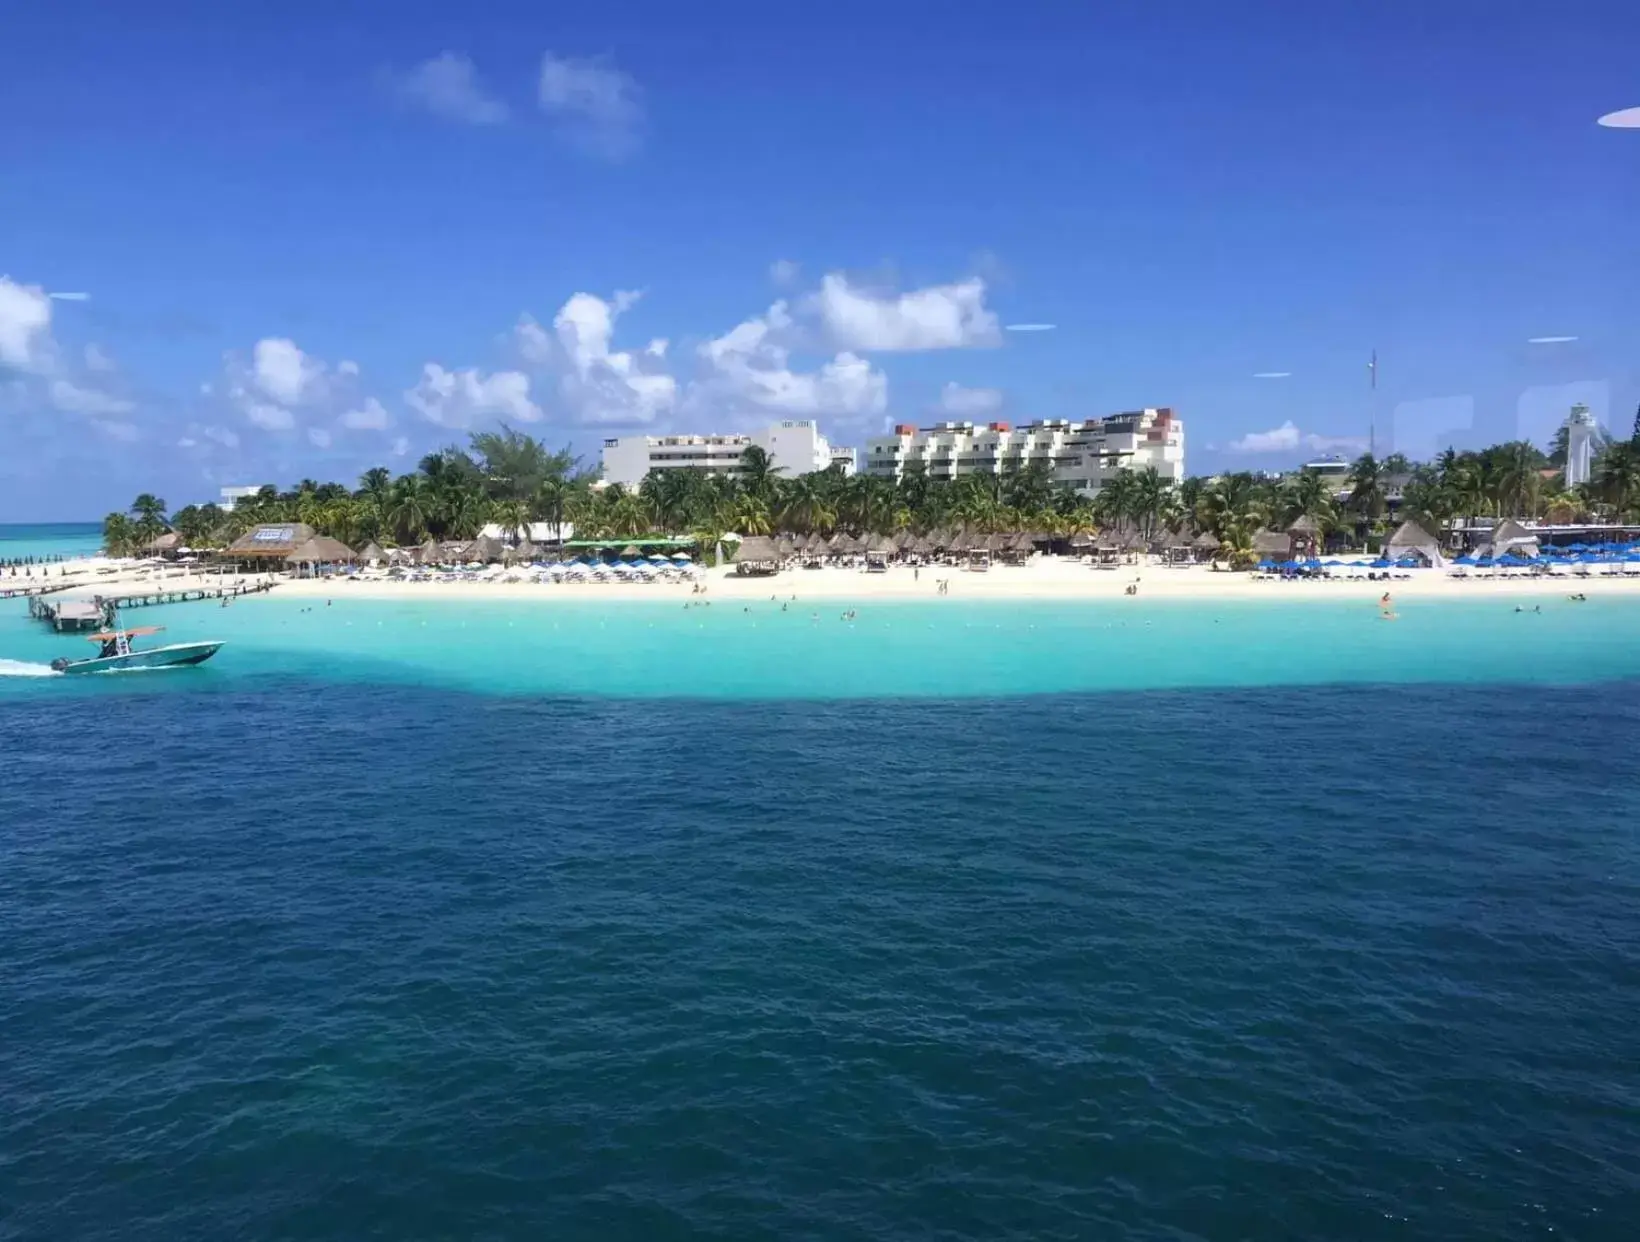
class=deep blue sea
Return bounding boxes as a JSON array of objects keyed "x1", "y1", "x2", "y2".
[
  {"x1": 0, "y1": 520, "x2": 103, "y2": 564},
  {"x1": 3, "y1": 595, "x2": 1639, "y2": 1240}
]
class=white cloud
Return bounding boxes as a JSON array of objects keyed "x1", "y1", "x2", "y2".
[
  {"x1": 0, "y1": 276, "x2": 54, "y2": 372},
  {"x1": 812, "y1": 274, "x2": 1000, "y2": 351},
  {"x1": 405, "y1": 363, "x2": 539, "y2": 428},
  {"x1": 252, "y1": 337, "x2": 324, "y2": 405},
  {"x1": 696, "y1": 300, "x2": 886, "y2": 418},
  {"x1": 1527, "y1": 336, "x2": 1577, "y2": 344},
  {"x1": 1596, "y1": 106, "x2": 1640, "y2": 128},
  {"x1": 203, "y1": 424, "x2": 240, "y2": 448},
  {"x1": 1228, "y1": 421, "x2": 1369, "y2": 455},
  {"x1": 515, "y1": 290, "x2": 678, "y2": 425},
  {"x1": 391, "y1": 436, "x2": 410, "y2": 457},
  {"x1": 769, "y1": 259, "x2": 800, "y2": 286},
  {"x1": 1228, "y1": 421, "x2": 1302, "y2": 453},
  {"x1": 937, "y1": 382, "x2": 1003, "y2": 416},
  {"x1": 341, "y1": 396, "x2": 390, "y2": 430},
  {"x1": 338, "y1": 359, "x2": 360, "y2": 376},
  {"x1": 84, "y1": 343, "x2": 115, "y2": 372},
  {"x1": 48, "y1": 291, "x2": 90, "y2": 302},
  {"x1": 538, "y1": 52, "x2": 643, "y2": 158},
  {"x1": 1004, "y1": 322, "x2": 1056, "y2": 332},
  {"x1": 48, "y1": 378, "x2": 134, "y2": 416},
  {"x1": 307, "y1": 427, "x2": 333, "y2": 448},
  {"x1": 1252, "y1": 371, "x2": 1291, "y2": 379},
  {"x1": 391, "y1": 52, "x2": 508, "y2": 125},
  {"x1": 241, "y1": 398, "x2": 295, "y2": 431},
  {"x1": 92, "y1": 419, "x2": 139, "y2": 442}
]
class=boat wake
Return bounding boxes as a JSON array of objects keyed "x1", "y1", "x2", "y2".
[{"x1": 0, "y1": 658, "x2": 61, "y2": 678}]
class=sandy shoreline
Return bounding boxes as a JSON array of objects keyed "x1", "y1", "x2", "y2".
[{"x1": 17, "y1": 555, "x2": 1640, "y2": 607}]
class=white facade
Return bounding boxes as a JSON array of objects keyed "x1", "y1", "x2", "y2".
[
  {"x1": 1565, "y1": 403, "x2": 1596, "y2": 488},
  {"x1": 829, "y1": 445, "x2": 858, "y2": 476},
  {"x1": 863, "y1": 408, "x2": 1184, "y2": 495},
  {"x1": 217, "y1": 485, "x2": 268, "y2": 512},
  {"x1": 601, "y1": 420, "x2": 852, "y2": 487}
]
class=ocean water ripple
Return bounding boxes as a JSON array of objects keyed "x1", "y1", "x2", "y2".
[{"x1": 3, "y1": 681, "x2": 1639, "y2": 1240}]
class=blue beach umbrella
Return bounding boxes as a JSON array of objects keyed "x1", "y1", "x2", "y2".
[
  {"x1": 1258, "y1": 558, "x2": 1276, "y2": 570},
  {"x1": 1370, "y1": 558, "x2": 1393, "y2": 568},
  {"x1": 1454, "y1": 555, "x2": 1478, "y2": 565}
]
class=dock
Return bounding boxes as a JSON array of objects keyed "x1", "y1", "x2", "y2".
[
  {"x1": 27, "y1": 581, "x2": 276, "y2": 631},
  {"x1": 0, "y1": 583, "x2": 72, "y2": 601}
]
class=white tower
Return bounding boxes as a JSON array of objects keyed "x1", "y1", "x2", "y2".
[{"x1": 1565, "y1": 403, "x2": 1596, "y2": 488}]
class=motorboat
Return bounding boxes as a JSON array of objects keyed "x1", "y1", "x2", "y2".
[{"x1": 50, "y1": 613, "x2": 223, "y2": 675}]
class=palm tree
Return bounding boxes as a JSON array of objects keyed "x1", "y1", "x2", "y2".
[
  {"x1": 1346, "y1": 454, "x2": 1387, "y2": 520},
  {"x1": 387, "y1": 474, "x2": 434, "y2": 542},
  {"x1": 779, "y1": 474, "x2": 837, "y2": 534},
  {"x1": 101, "y1": 512, "x2": 136, "y2": 557},
  {"x1": 1594, "y1": 443, "x2": 1640, "y2": 518},
  {"x1": 737, "y1": 445, "x2": 783, "y2": 502},
  {"x1": 492, "y1": 498, "x2": 533, "y2": 543}
]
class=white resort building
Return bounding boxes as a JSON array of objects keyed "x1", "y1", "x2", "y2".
[
  {"x1": 601, "y1": 420, "x2": 854, "y2": 487},
  {"x1": 862, "y1": 408, "x2": 1184, "y2": 495},
  {"x1": 217, "y1": 485, "x2": 270, "y2": 512}
]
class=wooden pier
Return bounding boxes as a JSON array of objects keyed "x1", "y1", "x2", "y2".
[
  {"x1": 28, "y1": 581, "x2": 276, "y2": 631},
  {"x1": 0, "y1": 582, "x2": 71, "y2": 601}
]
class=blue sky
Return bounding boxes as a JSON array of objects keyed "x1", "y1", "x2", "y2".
[{"x1": 2, "y1": 0, "x2": 1636, "y2": 519}]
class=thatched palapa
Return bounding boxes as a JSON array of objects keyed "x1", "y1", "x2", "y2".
[
  {"x1": 285, "y1": 535, "x2": 357, "y2": 565},
  {"x1": 1252, "y1": 530, "x2": 1291, "y2": 556},
  {"x1": 357, "y1": 541, "x2": 388, "y2": 564},
  {"x1": 226, "y1": 522, "x2": 318, "y2": 560}
]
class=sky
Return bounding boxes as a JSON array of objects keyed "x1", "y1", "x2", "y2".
[{"x1": 2, "y1": 0, "x2": 1637, "y2": 519}]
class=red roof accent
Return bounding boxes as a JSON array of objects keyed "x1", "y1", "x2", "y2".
[
  {"x1": 989, "y1": 421, "x2": 1010, "y2": 432},
  {"x1": 894, "y1": 423, "x2": 917, "y2": 436}
]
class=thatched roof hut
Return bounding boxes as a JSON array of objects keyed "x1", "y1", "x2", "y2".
[
  {"x1": 1287, "y1": 514, "x2": 1321, "y2": 536},
  {"x1": 512, "y1": 539, "x2": 539, "y2": 562},
  {"x1": 732, "y1": 534, "x2": 781, "y2": 570},
  {"x1": 866, "y1": 532, "x2": 897, "y2": 554},
  {"x1": 1191, "y1": 530, "x2": 1221, "y2": 551},
  {"x1": 286, "y1": 535, "x2": 357, "y2": 565},
  {"x1": 417, "y1": 537, "x2": 443, "y2": 564},
  {"x1": 1252, "y1": 530, "x2": 1291, "y2": 557},
  {"x1": 893, "y1": 530, "x2": 917, "y2": 550},
  {"x1": 467, "y1": 534, "x2": 505, "y2": 562},
  {"x1": 910, "y1": 535, "x2": 934, "y2": 556},
  {"x1": 1068, "y1": 531, "x2": 1094, "y2": 550},
  {"x1": 1385, "y1": 519, "x2": 1445, "y2": 567},
  {"x1": 226, "y1": 522, "x2": 318, "y2": 560},
  {"x1": 357, "y1": 541, "x2": 388, "y2": 564},
  {"x1": 145, "y1": 531, "x2": 182, "y2": 554}
]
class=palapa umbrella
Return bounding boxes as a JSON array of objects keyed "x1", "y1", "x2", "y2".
[
  {"x1": 417, "y1": 537, "x2": 443, "y2": 565},
  {"x1": 356, "y1": 540, "x2": 387, "y2": 564},
  {"x1": 619, "y1": 544, "x2": 642, "y2": 559}
]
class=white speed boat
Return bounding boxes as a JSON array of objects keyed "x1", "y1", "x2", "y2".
[{"x1": 50, "y1": 616, "x2": 223, "y2": 675}]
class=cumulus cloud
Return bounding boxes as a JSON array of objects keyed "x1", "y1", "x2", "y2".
[
  {"x1": 515, "y1": 289, "x2": 678, "y2": 425},
  {"x1": 48, "y1": 379, "x2": 134, "y2": 416},
  {"x1": 811, "y1": 274, "x2": 1000, "y2": 352},
  {"x1": 307, "y1": 427, "x2": 333, "y2": 448},
  {"x1": 937, "y1": 382, "x2": 1003, "y2": 416},
  {"x1": 769, "y1": 259, "x2": 800, "y2": 286},
  {"x1": 1228, "y1": 421, "x2": 1368, "y2": 455},
  {"x1": 1596, "y1": 106, "x2": 1640, "y2": 128},
  {"x1": 389, "y1": 52, "x2": 508, "y2": 125},
  {"x1": 241, "y1": 399, "x2": 296, "y2": 431},
  {"x1": 405, "y1": 363, "x2": 540, "y2": 428},
  {"x1": 341, "y1": 396, "x2": 391, "y2": 430},
  {"x1": 0, "y1": 276, "x2": 54, "y2": 372},
  {"x1": 538, "y1": 52, "x2": 643, "y2": 158},
  {"x1": 391, "y1": 436, "x2": 410, "y2": 457},
  {"x1": 695, "y1": 300, "x2": 887, "y2": 419},
  {"x1": 93, "y1": 419, "x2": 139, "y2": 442},
  {"x1": 84, "y1": 343, "x2": 115, "y2": 372},
  {"x1": 251, "y1": 337, "x2": 325, "y2": 405}
]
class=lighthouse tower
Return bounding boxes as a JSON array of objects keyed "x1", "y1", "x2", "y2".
[{"x1": 1565, "y1": 403, "x2": 1597, "y2": 488}]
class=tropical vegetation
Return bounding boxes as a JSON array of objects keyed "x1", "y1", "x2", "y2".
[{"x1": 102, "y1": 416, "x2": 1640, "y2": 562}]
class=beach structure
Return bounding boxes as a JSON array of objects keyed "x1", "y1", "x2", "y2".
[
  {"x1": 1252, "y1": 530, "x2": 1291, "y2": 560},
  {"x1": 216, "y1": 484, "x2": 270, "y2": 513},
  {"x1": 1565, "y1": 403, "x2": 1597, "y2": 488},
  {"x1": 145, "y1": 531, "x2": 182, "y2": 557},
  {"x1": 286, "y1": 536, "x2": 357, "y2": 576},
  {"x1": 1476, "y1": 519, "x2": 1541, "y2": 560},
  {"x1": 731, "y1": 535, "x2": 781, "y2": 575},
  {"x1": 862, "y1": 408, "x2": 1184, "y2": 495},
  {"x1": 1384, "y1": 520, "x2": 1445, "y2": 567},
  {"x1": 1190, "y1": 530, "x2": 1221, "y2": 562},
  {"x1": 477, "y1": 521, "x2": 573, "y2": 545},
  {"x1": 224, "y1": 523, "x2": 318, "y2": 564},
  {"x1": 1286, "y1": 515, "x2": 1321, "y2": 558},
  {"x1": 601, "y1": 420, "x2": 853, "y2": 487},
  {"x1": 357, "y1": 541, "x2": 388, "y2": 565}
]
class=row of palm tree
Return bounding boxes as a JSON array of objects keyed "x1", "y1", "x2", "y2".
[{"x1": 102, "y1": 423, "x2": 1640, "y2": 561}]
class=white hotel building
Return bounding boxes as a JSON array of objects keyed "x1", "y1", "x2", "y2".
[
  {"x1": 601, "y1": 420, "x2": 855, "y2": 487},
  {"x1": 862, "y1": 407, "x2": 1184, "y2": 495}
]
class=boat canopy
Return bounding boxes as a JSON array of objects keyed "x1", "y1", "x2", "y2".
[{"x1": 84, "y1": 625, "x2": 163, "y2": 642}]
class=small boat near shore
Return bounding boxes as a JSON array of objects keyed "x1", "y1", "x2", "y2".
[{"x1": 49, "y1": 612, "x2": 223, "y2": 675}]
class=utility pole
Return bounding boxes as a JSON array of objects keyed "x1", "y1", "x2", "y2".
[{"x1": 1368, "y1": 349, "x2": 1378, "y2": 459}]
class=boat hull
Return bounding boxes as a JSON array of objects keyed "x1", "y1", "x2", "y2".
[{"x1": 54, "y1": 641, "x2": 224, "y2": 675}]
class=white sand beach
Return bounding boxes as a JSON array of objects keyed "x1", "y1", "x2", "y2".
[{"x1": 18, "y1": 554, "x2": 1640, "y2": 608}]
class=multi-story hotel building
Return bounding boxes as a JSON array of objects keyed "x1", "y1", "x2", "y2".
[
  {"x1": 601, "y1": 420, "x2": 855, "y2": 487},
  {"x1": 862, "y1": 407, "x2": 1184, "y2": 495}
]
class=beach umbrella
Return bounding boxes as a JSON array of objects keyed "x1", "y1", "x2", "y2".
[
  {"x1": 671, "y1": 551, "x2": 692, "y2": 561},
  {"x1": 1454, "y1": 555, "x2": 1477, "y2": 565},
  {"x1": 1370, "y1": 558, "x2": 1393, "y2": 568},
  {"x1": 1257, "y1": 558, "x2": 1276, "y2": 570}
]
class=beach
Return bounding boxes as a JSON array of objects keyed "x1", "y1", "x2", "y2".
[{"x1": 24, "y1": 553, "x2": 1640, "y2": 608}]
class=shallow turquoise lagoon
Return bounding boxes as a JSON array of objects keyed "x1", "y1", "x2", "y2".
[{"x1": 3, "y1": 591, "x2": 1636, "y2": 699}]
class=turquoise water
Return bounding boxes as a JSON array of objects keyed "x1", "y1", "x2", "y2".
[
  {"x1": 2, "y1": 591, "x2": 1639, "y2": 699},
  {"x1": 4, "y1": 593, "x2": 1638, "y2": 1240},
  {"x1": 0, "y1": 520, "x2": 103, "y2": 563}
]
